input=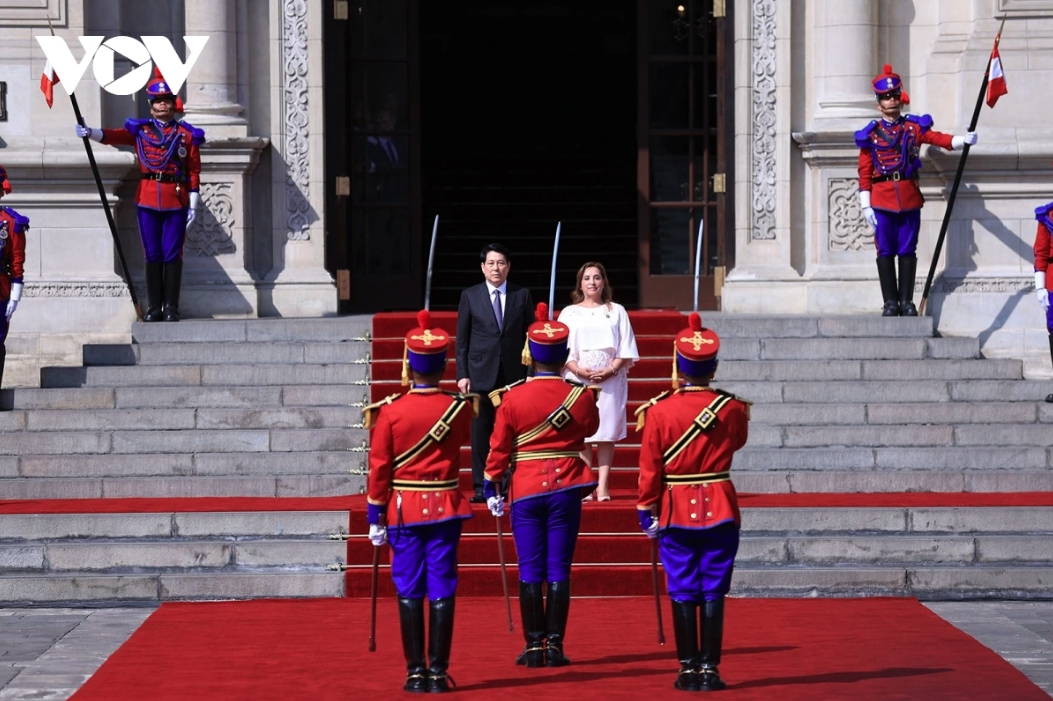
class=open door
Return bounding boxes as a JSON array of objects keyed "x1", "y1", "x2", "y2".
[{"x1": 637, "y1": 0, "x2": 734, "y2": 309}]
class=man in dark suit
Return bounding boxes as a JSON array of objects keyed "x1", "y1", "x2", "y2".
[{"x1": 456, "y1": 244, "x2": 533, "y2": 502}]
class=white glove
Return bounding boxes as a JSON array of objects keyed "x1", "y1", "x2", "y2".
[
  {"x1": 6, "y1": 282, "x2": 22, "y2": 321},
  {"x1": 643, "y1": 516, "x2": 659, "y2": 540},
  {"x1": 368, "y1": 523, "x2": 387, "y2": 547},
  {"x1": 187, "y1": 191, "x2": 201, "y2": 226},
  {"x1": 75, "y1": 125, "x2": 103, "y2": 142},
  {"x1": 487, "y1": 495, "x2": 506, "y2": 518},
  {"x1": 858, "y1": 190, "x2": 878, "y2": 229},
  {"x1": 951, "y1": 132, "x2": 978, "y2": 150},
  {"x1": 1037, "y1": 272, "x2": 1049, "y2": 311}
]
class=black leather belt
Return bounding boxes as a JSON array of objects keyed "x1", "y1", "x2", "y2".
[
  {"x1": 140, "y1": 172, "x2": 186, "y2": 183},
  {"x1": 872, "y1": 172, "x2": 907, "y2": 183}
]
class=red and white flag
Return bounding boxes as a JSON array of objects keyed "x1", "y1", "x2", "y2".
[
  {"x1": 40, "y1": 59, "x2": 58, "y2": 109},
  {"x1": 986, "y1": 43, "x2": 1008, "y2": 108}
]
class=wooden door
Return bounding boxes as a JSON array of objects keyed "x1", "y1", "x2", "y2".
[
  {"x1": 325, "y1": 0, "x2": 422, "y2": 312},
  {"x1": 637, "y1": 0, "x2": 733, "y2": 309}
]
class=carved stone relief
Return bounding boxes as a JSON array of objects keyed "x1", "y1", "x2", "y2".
[
  {"x1": 185, "y1": 182, "x2": 237, "y2": 257},
  {"x1": 24, "y1": 283, "x2": 129, "y2": 297},
  {"x1": 828, "y1": 178, "x2": 872, "y2": 251},
  {"x1": 283, "y1": 0, "x2": 311, "y2": 241},
  {"x1": 751, "y1": 0, "x2": 777, "y2": 241}
]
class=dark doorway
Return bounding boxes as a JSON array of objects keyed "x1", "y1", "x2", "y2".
[{"x1": 420, "y1": 1, "x2": 638, "y2": 310}]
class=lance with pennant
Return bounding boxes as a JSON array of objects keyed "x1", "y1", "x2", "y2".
[
  {"x1": 919, "y1": 16, "x2": 1007, "y2": 317},
  {"x1": 47, "y1": 20, "x2": 142, "y2": 321}
]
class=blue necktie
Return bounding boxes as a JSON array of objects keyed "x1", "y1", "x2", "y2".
[{"x1": 492, "y1": 290, "x2": 503, "y2": 330}]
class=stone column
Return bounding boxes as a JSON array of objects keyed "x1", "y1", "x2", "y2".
[
  {"x1": 178, "y1": 0, "x2": 269, "y2": 318},
  {"x1": 182, "y1": 0, "x2": 246, "y2": 133},
  {"x1": 811, "y1": 0, "x2": 878, "y2": 130}
]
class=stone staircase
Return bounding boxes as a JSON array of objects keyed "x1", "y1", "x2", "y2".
[
  {"x1": 0, "y1": 317, "x2": 373, "y2": 604},
  {"x1": 3, "y1": 312, "x2": 1053, "y2": 604}
]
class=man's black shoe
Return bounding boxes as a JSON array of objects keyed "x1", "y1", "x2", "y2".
[{"x1": 469, "y1": 489, "x2": 485, "y2": 504}]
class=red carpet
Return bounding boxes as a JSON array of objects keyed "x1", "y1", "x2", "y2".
[{"x1": 69, "y1": 597, "x2": 1047, "y2": 700}]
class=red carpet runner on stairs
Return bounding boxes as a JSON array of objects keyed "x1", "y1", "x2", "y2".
[{"x1": 69, "y1": 597, "x2": 1048, "y2": 700}]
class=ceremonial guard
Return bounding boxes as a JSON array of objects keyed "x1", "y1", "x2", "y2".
[
  {"x1": 857, "y1": 64, "x2": 977, "y2": 316},
  {"x1": 636, "y1": 312, "x2": 750, "y2": 692},
  {"x1": 75, "y1": 71, "x2": 204, "y2": 322},
  {"x1": 1034, "y1": 202, "x2": 1053, "y2": 403},
  {"x1": 0, "y1": 165, "x2": 28, "y2": 389},
  {"x1": 483, "y1": 303, "x2": 600, "y2": 668},
  {"x1": 364, "y1": 310, "x2": 478, "y2": 693}
]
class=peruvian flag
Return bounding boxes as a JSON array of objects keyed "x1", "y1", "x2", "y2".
[
  {"x1": 986, "y1": 43, "x2": 1008, "y2": 108},
  {"x1": 40, "y1": 59, "x2": 58, "y2": 109}
]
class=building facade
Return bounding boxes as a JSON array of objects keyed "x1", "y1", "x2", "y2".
[{"x1": 0, "y1": 0, "x2": 1050, "y2": 384}]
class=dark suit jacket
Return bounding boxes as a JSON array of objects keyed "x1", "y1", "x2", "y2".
[{"x1": 456, "y1": 281, "x2": 533, "y2": 391}]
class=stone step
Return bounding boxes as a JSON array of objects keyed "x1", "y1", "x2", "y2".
[
  {"x1": 0, "y1": 572, "x2": 344, "y2": 604},
  {"x1": 40, "y1": 363, "x2": 369, "y2": 389},
  {"x1": 0, "y1": 475, "x2": 362, "y2": 499},
  {"x1": 7, "y1": 451, "x2": 355, "y2": 478},
  {"x1": 711, "y1": 380, "x2": 1053, "y2": 403},
  {"x1": 0, "y1": 538, "x2": 346, "y2": 572},
  {"x1": 130, "y1": 317, "x2": 372, "y2": 344},
  {"x1": 2, "y1": 385, "x2": 371, "y2": 410},
  {"x1": 0, "y1": 407, "x2": 358, "y2": 432},
  {"x1": 84, "y1": 341, "x2": 371, "y2": 366},
  {"x1": 695, "y1": 314, "x2": 936, "y2": 339},
  {"x1": 0, "y1": 510, "x2": 350, "y2": 540}
]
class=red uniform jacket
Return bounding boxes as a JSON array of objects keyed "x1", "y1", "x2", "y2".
[
  {"x1": 1035, "y1": 207, "x2": 1053, "y2": 292},
  {"x1": 102, "y1": 118, "x2": 204, "y2": 211},
  {"x1": 0, "y1": 206, "x2": 28, "y2": 300},
  {"x1": 856, "y1": 114, "x2": 954, "y2": 212},
  {"x1": 484, "y1": 376, "x2": 600, "y2": 503},
  {"x1": 637, "y1": 387, "x2": 749, "y2": 531},
  {"x1": 366, "y1": 389, "x2": 476, "y2": 527}
]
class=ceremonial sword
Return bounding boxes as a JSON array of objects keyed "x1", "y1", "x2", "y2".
[
  {"x1": 548, "y1": 222, "x2": 562, "y2": 319},
  {"x1": 693, "y1": 218, "x2": 704, "y2": 313},
  {"x1": 424, "y1": 214, "x2": 439, "y2": 310}
]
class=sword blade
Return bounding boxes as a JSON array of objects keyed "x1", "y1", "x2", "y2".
[
  {"x1": 548, "y1": 221, "x2": 561, "y2": 319},
  {"x1": 693, "y1": 217, "x2": 704, "y2": 313},
  {"x1": 424, "y1": 214, "x2": 439, "y2": 311}
]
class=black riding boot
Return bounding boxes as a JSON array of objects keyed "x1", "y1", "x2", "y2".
[
  {"x1": 699, "y1": 597, "x2": 727, "y2": 691},
  {"x1": 398, "y1": 597, "x2": 427, "y2": 693},
  {"x1": 544, "y1": 580, "x2": 572, "y2": 667},
  {"x1": 143, "y1": 261, "x2": 164, "y2": 322},
  {"x1": 1047, "y1": 336, "x2": 1053, "y2": 403},
  {"x1": 162, "y1": 261, "x2": 183, "y2": 322},
  {"x1": 876, "y1": 256, "x2": 900, "y2": 316},
  {"x1": 671, "y1": 600, "x2": 701, "y2": 692},
  {"x1": 898, "y1": 256, "x2": 918, "y2": 316},
  {"x1": 426, "y1": 598, "x2": 455, "y2": 693},
  {"x1": 515, "y1": 581, "x2": 546, "y2": 667},
  {"x1": 0, "y1": 346, "x2": 6, "y2": 391}
]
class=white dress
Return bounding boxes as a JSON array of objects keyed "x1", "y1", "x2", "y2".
[{"x1": 558, "y1": 302, "x2": 640, "y2": 442}]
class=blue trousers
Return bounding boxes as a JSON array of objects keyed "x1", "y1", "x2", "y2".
[
  {"x1": 389, "y1": 519, "x2": 462, "y2": 600},
  {"x1": 137, "y1": 206, "x2": 187, "y2": 263},
  {"x1": 659, "y1": 522, "x2": 740, "y2": 604},
  {"x1": 511, "y1": 489, "x2": 583, "y2": 584},
  {"x1": 874, "y1": 208, "x2": 921, "y2": 258}
]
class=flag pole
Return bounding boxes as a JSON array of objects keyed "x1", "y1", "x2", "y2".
[
  {"x1": 47, "y1": 20, "x2": 143, "y2": 321},
  {"x1": 919, "y1": 16, "x2": 1006, "y2": 317}
]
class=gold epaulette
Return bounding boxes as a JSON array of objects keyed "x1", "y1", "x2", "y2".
[
  {"x1": 634, "y1": 390, "x2": 673, "y2": 432},
  {"x1": 488, "y1": 379, "x2": 526, "y2": 408},
  {"x1": 361, "y1": 393, "x2": 402, "y2": 430},
  {"x1": 712, "y1": 389, "x2": 754, "y2": 421},
  {"x1": 443, "y1": 391, "x2": 482, "y2": 417},
  {"x1": 565, "y1": 378, "x2": 602, "y2": 396}
]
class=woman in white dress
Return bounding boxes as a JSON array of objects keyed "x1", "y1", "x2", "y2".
[{"x1": 558, "y1": 262, "x2": 639, "y2": 501}]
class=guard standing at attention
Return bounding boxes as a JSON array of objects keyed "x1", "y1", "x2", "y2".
[
  {"x1": 483, "y1": 302, "x2": 600, "y2": 669},
  {"x1": 75, "y1": 70, "x2": 204, "y2": 322},
  {"x1": 636, "y1": 312, "x2": 751, "y2": 692},
  {"x1": 856, "y1": 63, "x2": 977, "y2": 316},
  {"x1": 364, "y1": 310, "x2": 479, "y2": 693},
  {"x1": 0, "y1": 164, "x2": 28, "y2": 389}
]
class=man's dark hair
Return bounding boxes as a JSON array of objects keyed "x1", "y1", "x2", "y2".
[{"x1": 480, "y1": 243, "x2": 511, "y2": 264}]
